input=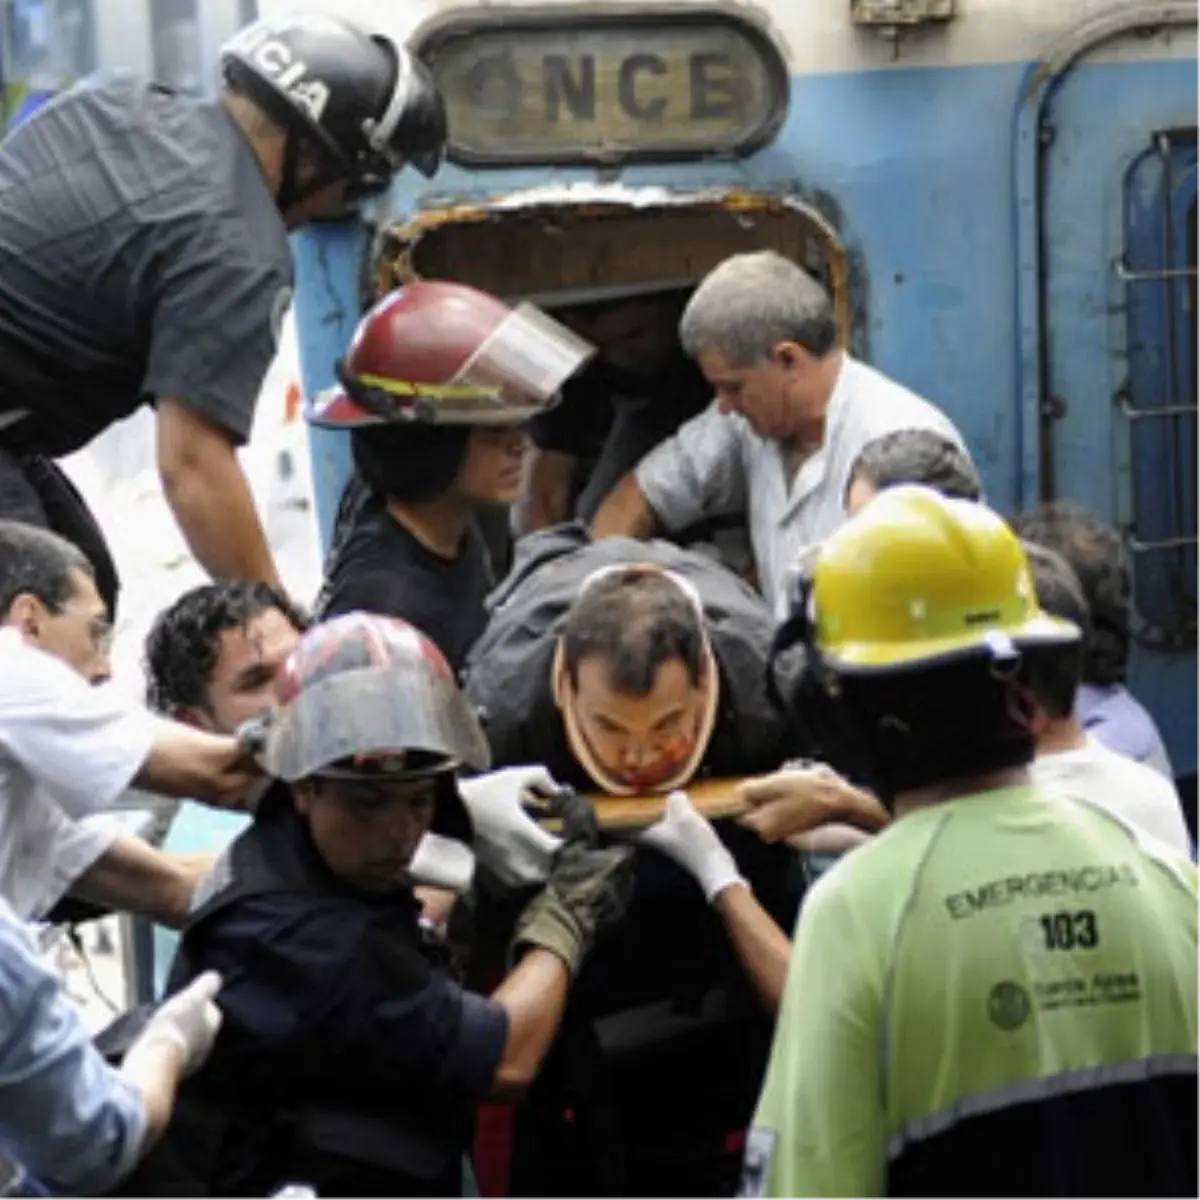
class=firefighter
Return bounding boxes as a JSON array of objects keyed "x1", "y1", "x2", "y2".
[
  {"x1": 741, "y1": 485, "x2": 1198, "y2": 1197},
  {"x1": 121, "y1": 611, "x2": 634, "y2": 1196},
  {"x1": 0, "y1": 11, "x2": 445, "y2": 615},
  {"x1": 308, "y1": 281, "x2": 594, "y2": 672}
]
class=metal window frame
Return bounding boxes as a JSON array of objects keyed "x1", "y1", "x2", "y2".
[{"x1": 1116, "y1": 126, "x2": 1198, "y2": 650}]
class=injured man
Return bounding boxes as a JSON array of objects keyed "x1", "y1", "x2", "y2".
[{"x1": 460, "y1": 524, "x2": 807, "y2": 1198}]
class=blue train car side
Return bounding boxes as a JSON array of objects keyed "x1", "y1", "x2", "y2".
[{"x1": 283, "y1": 0, "x2": 1197, "y2": 783}]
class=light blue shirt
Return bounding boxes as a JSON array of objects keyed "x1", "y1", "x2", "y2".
[
  {"x1": 1076, "y1": 683, "x2": 1174, "y2": 779},
  {"x1": 0, "y1": 905, "x2": 146, "y2": 1195}
]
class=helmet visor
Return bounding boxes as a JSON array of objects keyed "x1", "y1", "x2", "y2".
[{"x1": 442, "y1": 303, "x2": 596, "y2": 423}]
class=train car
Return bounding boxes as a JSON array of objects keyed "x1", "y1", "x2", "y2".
[{"x1": 273, "y1": 0, "x2": 1197, "y2": 794}]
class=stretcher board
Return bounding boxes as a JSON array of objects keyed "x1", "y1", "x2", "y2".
[{"x1": 530, "y1": 778, "x2": 751, "y2": 833}]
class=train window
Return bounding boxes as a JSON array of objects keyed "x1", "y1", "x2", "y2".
[
  {"x1": 1, "y1": 0, "x2": 93, "y2": 85},
  {"x1": 3, "y1": 0, "x2": 53, "y2": 80},
  {"x1": 55, "y1": 0, "x2": 92, "y2": 76},
  {"x1": 238, "y1": 0, "x2": 257, "y2": 27},
  {"x1": 1119, "y1": 128, "x2": 1198, "y2": 651},
  {"x1": 149, "y1": 0, "x2": 201, "y2": 94}
]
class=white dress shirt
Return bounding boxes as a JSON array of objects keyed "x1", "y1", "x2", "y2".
[
  {"x1": 0, "y1": 627, "x2": 158, "y2": 918},
  {"x1": 636, "y1": 353, "x2": 967, "y2": 616}
]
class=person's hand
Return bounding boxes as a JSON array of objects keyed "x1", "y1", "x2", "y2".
[
  {"x1": 512, "y1": 791, "x2": 635, "y2": 977},
  {"x1": 177, "y1": 717, "x2": 266, "y2": 812},
  {"x1": 736, "y1": 763, "x2": 889, "y2": 843},
  {"x1": 133, "y1": 971, "x2": 224, "y2": 1077},
  {"x1": 409, "y1": 832, "x2": 476, "y2": 893},
  {"x1": 458, "y1": 766, "x2": 564, "y2": 887},
  {"x1": 635, "y1": 791, "x2": 746, "y2": 903}
]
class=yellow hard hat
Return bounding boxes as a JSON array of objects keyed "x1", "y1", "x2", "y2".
[{"x1": 811, "y1": 485, "x2": 1079, "y2": 671}]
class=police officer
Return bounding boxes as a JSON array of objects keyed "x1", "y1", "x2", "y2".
[
  {"x1": 0, "y1": 12, "x2": 445, "y2": 615},
  {"x1": 741, "y1": 486, "x2": 1198, "y2": 1197},
  {"x1": 124, "y1": 611, "x2": 635, "y2": 1197}
]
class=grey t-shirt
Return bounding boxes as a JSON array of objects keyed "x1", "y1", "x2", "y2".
[{"x1": 0, "y1": 72, "x2": 293, "y2": 457}]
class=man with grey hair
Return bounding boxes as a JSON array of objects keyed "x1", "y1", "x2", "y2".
[{"x1": 592, "y1": 251, "x2": 970, "y2": 616}]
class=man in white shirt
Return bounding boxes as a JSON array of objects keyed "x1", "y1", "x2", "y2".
[
  {"x1": 1012, "y1": 501, "x2": 1174, "y2": 778},
  {"x1": 1020, "y1": 539, "x2": 1192, "y2": 854},
  {"x1": 591, "y1": 251, "x2": 970, "y2": 616},
  {"x1": 0, "y1": 519, "x2": 261, "y2": 923}
]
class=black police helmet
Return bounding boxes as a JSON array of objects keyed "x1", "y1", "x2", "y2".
[{"x1": 220, "y1": 12, "x2": 446, "y2": 196}]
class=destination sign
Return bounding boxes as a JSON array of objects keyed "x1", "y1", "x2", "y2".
[{"x1": 417, "y1": 9, "x2": 789, "y2": 166}]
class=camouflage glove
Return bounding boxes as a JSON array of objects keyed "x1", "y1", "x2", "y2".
[{"x1": 511, "y1": 790, "x2": 635, "y2": 978}]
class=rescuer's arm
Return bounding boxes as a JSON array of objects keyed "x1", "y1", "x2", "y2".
[
  {"x1": 136, "y1": 718, "x2": 263, "y2": 809},
  {"x1": 118, "y1": 972, "x2": 224, "y2": 1157},
  {"x1": 514, "y1": 446, "x2": 578, "y2": 535},
  {"x1": 493, "y1": 791, "x2": 635, "y2": 1096},
  {"x1": 0, "y1": 912, "x2": 221, "y2": 1196},
  {"x1": 156, "y1": 400, "x2": 282, "y2": 588},
  {"x1": 711, "y1": 880, "x2": 793, "y2": 1012},
  {"x1": 69, "y1": 836, "x2": 212, "y2": 929},
  {"x1": 737, "y1": 763, "x2": 890, "y2": 845},
  {"x1": 518, "y1": 373, "x2": 602, "y2": 535},
  {"x1": 593, "y1": 402, "x2": 746, "y2": 539},
  {"x1": 0, "y1": 911, "x2": 154, "y2": 1195},
  {"x1": 140, "y1": 210, "x2": 290, "y2": 591},
  {"x1": 636, "y1": 791, "x2": 791, "y2": 1011},
  {"x1": 485, "y1": 948, "x2": 571, "y2": 1096},
  {"x1": 590, "y1": 472, "x2": 658, "y2": 539},
  {"x1": 0, "y1": 646, "x2": 258, "y2": 818},
  {"x1": 788, "y1": 823, "x2": 875, "y2": 855}
]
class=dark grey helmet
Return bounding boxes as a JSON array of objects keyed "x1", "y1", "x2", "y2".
[
  {"x1": 257, "y1": 611, "x2": 490, "y2": 842},
  {"x1": 221, "y1": 12, "x2": 446, "y2": 200}
]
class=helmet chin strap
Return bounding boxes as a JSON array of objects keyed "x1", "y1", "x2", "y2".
[{"x1": 275, "y1": 131, "x2": 345, "y2": 215}]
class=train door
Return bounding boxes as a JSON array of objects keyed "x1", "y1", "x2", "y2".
[
  {"x1": 297, "y1": 3, "x2": 805, "y2": 559},
  {"x1": 362, "y1": 192, "x2": 845, "y2": 582},
  {"x1": 1035, "y1": 20, "x2": 1197, "y2": 789}
]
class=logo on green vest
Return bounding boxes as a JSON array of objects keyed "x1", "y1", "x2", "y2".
[{"x1": 987, "y1": 980, "x2": 1031, "y2": 1031}]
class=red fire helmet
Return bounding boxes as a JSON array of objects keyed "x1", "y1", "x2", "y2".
[{"x1": 306, "y1": 279, "x2": 596, "y2": 428}]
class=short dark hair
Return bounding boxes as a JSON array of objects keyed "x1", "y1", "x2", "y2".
[
  {"x1": 1019, "y1": 540, "x2": 1090, "y2": 719},
  {"x1": 0, "y1": 520, "x2": 92, "y2": 617},
  {"x1": 821, "y1": 655, "x2": 1036, "y2": 803},
  {"x1": 351, "y1": 423, "x2": 471, "y2": 503},
  {"x1": 144, "y1": 581, "x2": 310, "y2": 713},
  {"x1": 562, "y1": 566, "x2": 706, "y2": 695},
  {"x1": 848, "y1": 430, "x2": 982, "y2": 504},
  {"x1": 1010, "y1": 502, "x2": 1129, "y2": 686}
]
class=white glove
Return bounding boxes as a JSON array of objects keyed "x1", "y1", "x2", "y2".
[
  {"x1": 409, "y1": 833, "x2": 476, "y2": 893},
  {"x1": 457, "y1": 766, "x2": 564, "y2": 888},
  {"x1": 134, "y1": 970, "x2": 224, "y2": 1077},
  {"x1": 636, "y1": 791, "x2": 746, "y2": 903}
]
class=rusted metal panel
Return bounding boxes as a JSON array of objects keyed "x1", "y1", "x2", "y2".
[{"x1": 371, "y1": 186, "x2": 851, "y2": 346}]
